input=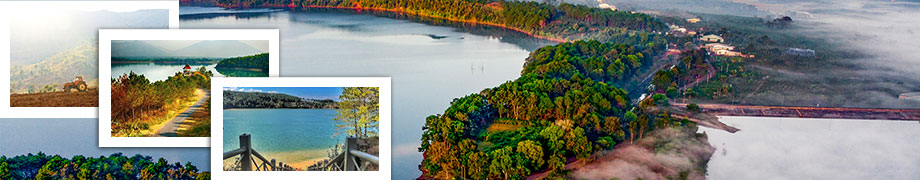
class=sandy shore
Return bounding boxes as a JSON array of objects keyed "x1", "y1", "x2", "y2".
[{"x1": 223, "y1": 148, "x2": 331, "y2": 171}]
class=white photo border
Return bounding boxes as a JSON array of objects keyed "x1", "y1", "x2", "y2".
[
  {"x1": 210, "y1": 77, "x2": 393, "y2": 179},
  {"x1": 0, "y1": 1, "x2": 179, "y2": 118},
  {"x1": 98, "y1": 29, "x2": 281, "y2": 147}
]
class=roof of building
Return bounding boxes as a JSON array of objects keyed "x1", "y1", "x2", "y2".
[{"x1": 184, "y1": 64, "x2": 191, "y2": 69}]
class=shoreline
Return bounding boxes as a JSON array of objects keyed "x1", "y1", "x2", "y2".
[
  {"x1": 299, "y1": 5, "x2": 568, "y2": 43},
  {"x1": 206, "y1": 3, "x2": 569, "y2": 43},
  {"x1": 222, "y1": 148, "x2": 332, "y2": 171}
]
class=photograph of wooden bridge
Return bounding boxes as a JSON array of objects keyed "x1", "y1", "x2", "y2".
[
  {"x1": 223, "y1": 134, "x2": 379, "y2": 171},
  {"x1": 219, "y1": 86, "x2": 382, "y2": 172}
]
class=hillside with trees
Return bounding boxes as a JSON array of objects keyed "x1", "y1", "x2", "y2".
[
  {"x1": 10, "y1": 43, "x2": 98, "y2": 94},
  {"x1": 215, "y1": 0, "x2": 666, "y2": 42},
  {"x1": 223, "y1": 90, "x2": 336, "y2": 109},
  {"x1": 0, "y1": 152, "x2": 209, "y2": 180},
  {"x1": 215, "y1": 53, "x2": 270, "y2": 72},
  {"x1": 419, "y1": 41, "x2": 702, "y2": 179}
]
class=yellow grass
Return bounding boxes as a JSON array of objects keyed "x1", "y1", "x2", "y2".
[{"x1": 142, "y1": 89, "x2": 205, "y2": 136}]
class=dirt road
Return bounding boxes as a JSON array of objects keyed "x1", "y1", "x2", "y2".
[
  {"x1": 10, "y1": 88, "x2": 98, "y2": 107},
  {"x1": 155, "y1": 89, "x2": 210, "y2": 137}
]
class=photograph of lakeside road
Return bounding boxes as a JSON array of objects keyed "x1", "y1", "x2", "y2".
[
  {"x1": 110, "y1": 40, "x2": 270, "y2": 137},
  {"x1": 222, "y1": 87, "x2": 380, "y2": 171},
  {"x1": 7, "y1": 4, "x2": 169, "y2": 107}
]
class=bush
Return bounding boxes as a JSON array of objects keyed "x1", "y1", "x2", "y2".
[{"x1": 687, "y1": 103, "x2": 701, "y2": 113}]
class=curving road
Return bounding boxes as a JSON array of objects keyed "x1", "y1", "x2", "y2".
[{"x1": 155, "y1": 89, "x2": 210, "y2": 137}]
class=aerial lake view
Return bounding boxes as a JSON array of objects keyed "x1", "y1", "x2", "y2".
[
  {"x1": 223, "y1": 109, "x2": 339, "y2": 169},
  {"x1": 181, "y1": 6, "x2": 555, "y2": 178},
  {"x1": 180, "y1": 0, "x2": 920, "y2": 178}
]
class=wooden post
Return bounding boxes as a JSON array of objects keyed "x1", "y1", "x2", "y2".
[
  {"x1": 344, "y1": 137, "x2": 357, "y2": 171},
  {"x1": 271, "y1": 159, "x2": 276, "y2": 171},
  {"x1": 240, "y1": 134, "x2": 252, "y2": 171}
]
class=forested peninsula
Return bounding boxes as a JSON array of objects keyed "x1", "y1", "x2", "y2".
[
  {"x1": 214, "y1": 0, "x2": 666, "y2": 43},
  {"x1": 202, "y1": 0, "x2": 715, "y2": 179},
  {"x1": 223, "y1": 90, "x2": 337, "y2": 109},
  {"x1": 215, "y1": 53, "x2": 270, "y2": 72}
]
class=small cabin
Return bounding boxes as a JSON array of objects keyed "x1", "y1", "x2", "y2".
[{"x1": 183, "y1": 64, "x2": 192, "y2": 76}]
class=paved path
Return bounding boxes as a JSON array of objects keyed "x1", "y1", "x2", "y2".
[{"x1": 156, "y1": 89, "x2": 210, "y2": 137}]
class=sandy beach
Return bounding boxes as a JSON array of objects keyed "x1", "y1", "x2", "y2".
[{"x1": 223, "y1": 148, "x2": 331, "y2": 171}]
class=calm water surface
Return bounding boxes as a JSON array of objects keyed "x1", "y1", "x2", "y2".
[
  {"x1": 181, "y1": 7, "x2": 556, "y2": 178},
  {"x1": 111, "y1": 63, "x2": 266, "y2": 82},
  {"x1": 223, "y1": 109, "x2": 339, "y2": 159},
  {"x1": 700, "y1": 116, "x2": 920, "y2": 179}
]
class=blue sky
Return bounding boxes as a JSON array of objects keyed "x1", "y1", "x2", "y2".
[{"x1": 225, "y1": 87, "x2": 343, "y2": 100}]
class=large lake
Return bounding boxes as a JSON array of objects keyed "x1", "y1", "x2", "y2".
[
  {"x1": 181, "y1": 6, "x2": 556, "y2": 178},
  {"x1": 700, "y1": 116, "x2": 920, "y2": 179},
  {"x1": 223, "y1": 109, "x2": 340, "y2": 167},
  {"x1": 111, "y1": 63, "x2": 266, "y2": 82}
]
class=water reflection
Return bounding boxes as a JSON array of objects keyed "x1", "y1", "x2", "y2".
[{"x1": 180, "y1": 7, "x2": 557, "y2": 179}]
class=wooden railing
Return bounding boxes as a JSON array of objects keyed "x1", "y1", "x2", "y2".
[
  {"x1": 223, "y1": 134, "x2": 296, "y2": 171},
  {"x1": 307, "y1": 137, "x2": 379, "y2": 171}
]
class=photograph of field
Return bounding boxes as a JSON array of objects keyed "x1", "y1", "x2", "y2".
[
  {"x1": 8, "y1": 5, "x2": 169, "y2": 107},
  {"x1": 110, "y1": 40, "x2": 270, "y2": 137},
  {"x1": 221, "y1": 87, "x2": 380, "y2": 171}
]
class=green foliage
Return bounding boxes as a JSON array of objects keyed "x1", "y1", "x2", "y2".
[
  {"x1": 111, "y1": 70, "x2": 211, "y2": 136},
  {"x1": 652, "y1": 93, "x2": 669, "y2": 106},
  {"x1": 223, "y1": 90, "x2": 336, "y2": 109},
  {"x1": 0, "y1": 159, "x2": 10, "y2": 180},
  {"x1": 419, "y1": 42, "x2": 685, "y2": 179},
  {"x1": 522, "y1": 40, "x2": 660, "y2": 85},
  {"x1": 687, "y1": 103, "x2": 701, "y2": 113},
  {"x1": 219, "y1": 0, "x2": 667, "y2": 42},
  {"x1": 0, "y1": 153, "x2": 207, "y2": 180},
  {"x1": 334, "y1": 87, "x2": 379, "y2": 138},
  {"x1": 215, "y1": 53, "x2": 269, "y2": 72}
]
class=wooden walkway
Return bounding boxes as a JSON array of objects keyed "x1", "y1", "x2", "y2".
[{"x1": 673, "y1": 103, "x2": 920, "y2": 121}]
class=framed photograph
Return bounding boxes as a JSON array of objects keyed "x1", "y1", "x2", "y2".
[
  {"x1": 0, "y1": 1, "x2": 178, "y2": 118},
  {"x1": 98, "y1": 29, "x2": 280, "y2": 147},
  {"x1": 210, "y1": 77, "x2": 391, "y2": 179}
]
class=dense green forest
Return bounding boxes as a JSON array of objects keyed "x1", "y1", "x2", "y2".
[
  {"x1": 223, "y1": 90, "x2": 336, "y2": 109},
  {"x1": 215, "y1": 53, "x2": 269, "y2": 72},
  {"x1": 0, "y1": 152, "x2": 209, "y2": 180},
  {"x1": 111, "y1": 67, "x2": 213, "y2": 137},
  {"x1": 419, "y1": 41, "x2": 695, "y2": 179},
  {"x1": 521, "y1": 40, "x2": 661, "y2": 86},
  {"x1": 216, "y1": 0, "x2": 666, "y2": 42}
]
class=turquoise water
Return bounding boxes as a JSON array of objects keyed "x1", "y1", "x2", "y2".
[{"x1": 223, "y1": 109, "x2": 341, "y2": 155}]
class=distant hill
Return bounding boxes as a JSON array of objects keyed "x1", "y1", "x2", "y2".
[
  {"x1": 10, "y1": 43, "x2": 98, "y2": 93},
  {"x1": 111, "y1": 40, "x2": 266, "y2": 59},
  {"x1": 111, "y1": 40, "x2": 174, "y2": 58},
  {"x1": 223, "y1": 90, "x2": 337, "y2": 109},
  {"x1": 10, "y1": 9, "x2": 169, "y2": 66},
  {"x1": 173, "y1": 40, "x2": 265, "y2": 58}
]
